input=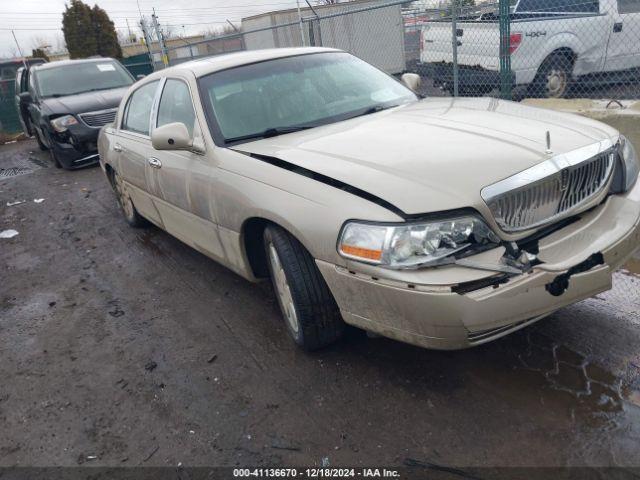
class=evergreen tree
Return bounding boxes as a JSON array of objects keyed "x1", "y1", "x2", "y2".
[
  {"x1": 62, "y1": 0, "x2": 122, "y2": 59},
  {"x1": 62, "y1": 0, "x2": 97, "y2": 59},
  {"x1": 92, "y1": 5, "x2": 122, "y2": 59}
]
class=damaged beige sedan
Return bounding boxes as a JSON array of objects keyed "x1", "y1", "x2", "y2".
[{"x1": 98, "y1": 48, "x2": 640, "y2": 351}]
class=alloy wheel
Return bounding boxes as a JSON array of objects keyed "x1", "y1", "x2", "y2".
[{"x1": 268, "y1": 242, "x2": 300, "y2": 335}]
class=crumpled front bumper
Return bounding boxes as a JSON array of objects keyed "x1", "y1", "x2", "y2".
[
  {"x1": 48, "y1": 122, "x2": 101, "y2": 169},
  {"x1": 317, "y1": 182, "x2": 640, "y2": 350}
]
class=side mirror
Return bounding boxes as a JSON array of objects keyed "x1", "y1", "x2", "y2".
[
  {"x1": 19, "y1": 91, "x2": 33, "y2": 103},
  {"x1": 401, "y1": 73, "x2": 422, "y2": 92},
  {"x1": 151, "y1": 122, "x2": 192, "y2": 151},
  {"x1": 136, "y1": 74, "x2": 146, "y2": 80}
]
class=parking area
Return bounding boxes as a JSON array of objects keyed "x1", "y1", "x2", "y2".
[{"x1": 1, "y1": 138, "x2": 640, "y2": 471}]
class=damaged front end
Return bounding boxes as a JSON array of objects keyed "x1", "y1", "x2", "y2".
[
  {"x1": 319, "y1": 176, "x2": 640, "y2": 350},
  {"x1": 46, "y1": 113, "x2": 104, "y2": 169}
]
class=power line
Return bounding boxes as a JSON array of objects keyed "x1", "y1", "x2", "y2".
[{"x1": 0, "y1": 2, "x2": 299, "y2": 15}]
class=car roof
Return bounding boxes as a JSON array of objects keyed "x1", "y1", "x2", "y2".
[
  {"x1": 32, "y1": 57, "x2": 118, "y2": 71},
  {"x1": 147, "y1": 47, "x2": 340, "y2": 79}
]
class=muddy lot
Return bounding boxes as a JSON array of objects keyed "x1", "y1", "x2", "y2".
[{"x1": 1, "y1": 139, "x2": 640, "y2": 472}]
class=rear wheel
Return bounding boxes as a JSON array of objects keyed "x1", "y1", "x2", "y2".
[
  {"x1": 112, "y1": 170, "x2": 146, "y2": 227},
  {"x1": 264, "y1": 225, "x2": 345, "y2": 351},
  {"x1": 530, "y1": 54, "x2": 573, "y2": 98}
]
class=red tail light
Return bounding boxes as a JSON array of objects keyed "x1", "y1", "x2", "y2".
[{"x1": 509, "y1": 33, "x2": 522, "y2": 55}]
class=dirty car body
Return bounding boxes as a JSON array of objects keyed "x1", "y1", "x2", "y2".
[{"x1": 98, "y1": 47, "x2": 640, "y2": 351}]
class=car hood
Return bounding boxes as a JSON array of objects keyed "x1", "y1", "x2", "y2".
[
  {"x1": 232, "y1": 97, "x2": 618, "y2": 216},
  {"x1": 41, "y1": 86, "x2": 129, "y2": 116}
]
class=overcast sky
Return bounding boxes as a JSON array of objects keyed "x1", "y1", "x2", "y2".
[{"x1": 0, "y1": 0, "x2": 303, "y2": 58}]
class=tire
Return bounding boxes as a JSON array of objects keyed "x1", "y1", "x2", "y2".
[
  {"x1": 34, "y1": 127, "x2": 48, "y2": 151},
  {"x1": 49, "y1": 149, "x2": 63, "y2": 169},
  {"x1": 529, "y1": 54, "x2": 573, "y2": 99},
  {"x1": 263, "y1": 225, "x2": 345, "y2": 351},
  {"x1": 111, "y1": 169, "x2": 146, "y2": 227}
]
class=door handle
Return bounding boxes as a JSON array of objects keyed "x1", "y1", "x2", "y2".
[
  {"x1": 113, "y1": 143, "x2": 122, "y2": 152},
  {"x1": 613, "y1": 22, "x2": 623, "y2": 32},
  {"x1": 148, "y1": 157, "x2": 162, "y2": 169}
]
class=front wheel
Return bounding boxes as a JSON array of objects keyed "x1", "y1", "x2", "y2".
[
  {"x1": 264, "y1": 225, "x2": 345, "y2": 351},
  {"x1": 34, "y1": 127, "x2": 48, "y2": 151}
]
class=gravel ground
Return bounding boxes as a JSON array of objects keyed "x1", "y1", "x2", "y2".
[{"x1": 1, "y1": 139, "x2": 640, "y2": 472}]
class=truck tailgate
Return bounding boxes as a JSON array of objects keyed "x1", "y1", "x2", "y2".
[{"x1": 421, "y1": 21, "x2": 500, "y2": 71}]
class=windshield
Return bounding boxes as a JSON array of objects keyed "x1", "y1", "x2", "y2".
[
  {"x1": 35, "y1": 61, "x2": 133, "y2": 98},
  {"x1": 199, "y1": 52, "x2": 417, "y2": 145}
]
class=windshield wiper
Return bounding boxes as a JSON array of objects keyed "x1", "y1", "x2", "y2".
[
  {"x1": 345, "y1": 103, "x2": 402, "y2": 121},
  {"x1": 225, "y1": 125, "x2": 316, "y2": 143},
  {"x1": 46, "y1": 86, "x2": 127, "y2": 98}
]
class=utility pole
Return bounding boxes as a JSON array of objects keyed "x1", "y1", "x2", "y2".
[
  {"x1": 11, "y1": 31, "x2": 28, "y2": 69},
  {"x1": 151, "y1": 9, "x2": 169, "y2": 68},
  {"x1": 296, "y1": 0, "x2": 305, "y2": 47},
  {"x1": 126, "y1": 18, "x2": 133, "y2": 43},
  {"x1": 139, "y1": 17, "x2": 156, "y2": 71}
]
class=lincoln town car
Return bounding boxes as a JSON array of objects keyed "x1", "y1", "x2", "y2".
[{"x1": 98, "y1": 48, "x2": 640, "y2": 350}]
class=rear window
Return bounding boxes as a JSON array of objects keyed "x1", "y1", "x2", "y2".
[
  {"x1": 516, "y1": 0, "x2": 599, "y2": 12},
  {"x1": 34, "y1": 61, "x2": 133, "y2": 98}
]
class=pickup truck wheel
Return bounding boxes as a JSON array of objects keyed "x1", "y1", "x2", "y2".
[
  {"x1": 112, "y1": 170, "x2": 145, "y2": 227},
  {"x1": 263, "y1": 225, "x2": 345, "y2": 351},
  {"x1": 531, "y1": 54, "x2": 573, "y2": 98}
]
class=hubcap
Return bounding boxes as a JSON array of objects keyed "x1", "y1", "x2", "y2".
[
  {"x1": 546, "y1": 68, "x2": 567, "y2": 98},
  {"x1": 268, "y1": 243, "x2": 300, "y2": 334},
  {"x1": 114, "y1": 174, "x2": 134, "y2": 220}
]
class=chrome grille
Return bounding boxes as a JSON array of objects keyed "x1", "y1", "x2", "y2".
[
  {"x1": 482, "y1": 140, "x2": 617, "y2": 232},
  {"x1": 79, "y1": 108, "x2": 117, "y2": 128}
]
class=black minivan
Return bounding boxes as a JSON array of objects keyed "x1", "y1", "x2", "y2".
[{"x1": 18, "y1": 58, "x2": 135, "y2": 169}]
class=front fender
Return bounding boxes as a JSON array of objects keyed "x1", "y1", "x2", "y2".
[{"x1": 213, "y1": 148, "x2": 402, "y2": 266}]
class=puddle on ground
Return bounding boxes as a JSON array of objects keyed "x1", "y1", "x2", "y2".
[
  {"x1": 508, "y1": 329, "x2": 640, "y2": 433},
  {"x1": 136, "y1": 231, "x2": 165, "y2": 257}
]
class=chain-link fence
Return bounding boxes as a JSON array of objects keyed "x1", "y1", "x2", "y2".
[
  {"x1": 152, "y1": 0, "x2": 640, "y2": 102},
  {"x1": 2, "y1": 0, "x2": 640, "y2": 136}
]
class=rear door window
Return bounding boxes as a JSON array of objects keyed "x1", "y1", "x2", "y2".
[{"x1": 122, "y1": 81, "x2": 159, "y2": 136}]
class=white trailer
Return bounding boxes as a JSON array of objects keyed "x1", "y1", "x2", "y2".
[{"x1": 241, "y1": 0, "x2": 406, "y2": 75}]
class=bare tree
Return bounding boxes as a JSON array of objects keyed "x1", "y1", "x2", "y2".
[
  {"x1": 30, "y1": 36, "x2": 51, "y2": 50},
  {"x1": 200, "y1": 24, "x2": 237, "y2": 38}
]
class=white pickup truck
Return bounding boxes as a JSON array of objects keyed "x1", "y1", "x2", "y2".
[{"x1": 419, "y1": 0, "x2": 640, "y2": 97}]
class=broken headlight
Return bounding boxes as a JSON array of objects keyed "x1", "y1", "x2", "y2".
[
  {"x1": 338, "y1": 216, "x2": 500, "y2": 269},
  {"x1": 617, "y1": 135, "x2": 639, "y2": 192},
  {"x1": 50, "y1": 115, "x2": 78, "y2": 133}
]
